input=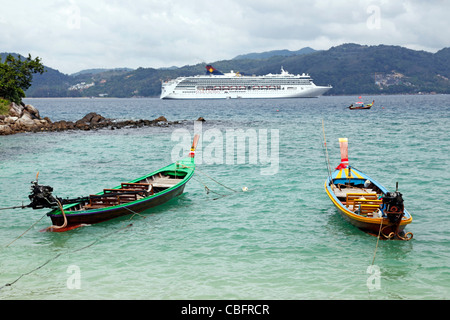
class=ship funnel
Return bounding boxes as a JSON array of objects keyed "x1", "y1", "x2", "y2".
[{"x1": 336, "y1": 138, "x2": 349, "y2": 169}]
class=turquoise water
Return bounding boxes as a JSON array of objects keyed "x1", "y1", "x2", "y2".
[{"x1": 0, "y1": 95, "x2": 449, "y2": 299}]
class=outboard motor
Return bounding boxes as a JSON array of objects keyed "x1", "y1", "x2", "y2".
[
  {"x1": 28, "y1": 181, "x2": 59, "y2": 209},
  {"x1": 382, "y1": 191, "x2": 404, "y2": 223}
]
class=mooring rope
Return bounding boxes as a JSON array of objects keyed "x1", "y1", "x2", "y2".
[
  {"x1": 4, "y1": 213, "x2": 47, "y2": 248},
  {"x1": 192, "y1": 175, "x2": 228, "y2": 198},
  {"x1": 0, "y1": 252, "x2": 64, "y2": 290},
  {"x1": 195, "y1": 168, "x2": 240, "y2": 193},
  {"x1": 44, "y1": 199, "x2": 68, "y2": 232},
  {"x1": 1, "y1": 164, "x2": 245, "y2": 291},
  {"x1": 0, "y1": 219, "x2": 134, "y2": 291},
  {"x1": 122, "y1": 205, "x2": 147, "y2": 219},
  {"x1": 179, "y1": 163, "x2": 240, "y2": 194},
  {"x1": 177, "y1": 163, "x2": 245, "y2": 201},
  {"x1": 371, "y1": 217, "x2": 384, "y2": 265}
]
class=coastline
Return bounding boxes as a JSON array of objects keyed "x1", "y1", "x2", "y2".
[{"x1": 0, "y1": 101, "x2": 202, "y2": 136}]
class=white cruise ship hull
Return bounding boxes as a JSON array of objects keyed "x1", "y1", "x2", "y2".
[
  {"x1": 161, "y1": 85, "x2": 331, "y2": 99},
  {"x1": 160, "y1": 66, "x2": 332, "y2": 100}
]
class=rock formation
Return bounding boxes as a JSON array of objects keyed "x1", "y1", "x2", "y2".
[
  {"x1": 0, "y1": 102, "x2": 197, "y2": 135},
  {"x1": 0, "y1": 102, "x2": 51, "y2": 135}
]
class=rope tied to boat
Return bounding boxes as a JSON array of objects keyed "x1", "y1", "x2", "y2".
[
  {"x1": 371, "y1": 217, "x2": 384, "y2": 265},
  {"x1": 45, "y1": 199, "x2": 68, "y2": 232},
  {"x1": 179, "y1": 163, "x2": 245, "y2": 199},
  {"x1": 371, "y1": 215, "x2": 413, "y2": 266},
  {"x1": 379, "y1": 214, "x2": 413, "y2": 241}
]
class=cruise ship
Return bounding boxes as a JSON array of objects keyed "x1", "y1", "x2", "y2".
[{"x1": 160, "y1": 65, "x2": 332, "y2": 99}]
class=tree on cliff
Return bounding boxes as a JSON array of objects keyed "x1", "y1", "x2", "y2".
[{"x1": 0, "y1": 54, "x2": 45, "y2": 104}]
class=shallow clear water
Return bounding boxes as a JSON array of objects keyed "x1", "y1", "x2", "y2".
[{"x1": 0, "y1": 95, "x2": 449, "y2": 299}]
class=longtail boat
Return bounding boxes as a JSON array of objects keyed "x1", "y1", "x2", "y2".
[
  {"x1": 348, "y1": 100, "x2": 374, "y2": 110},
  {"x1": 28, "y1": 135, "x2": 199, "y2": 232},
  {"x1": 324, "y1": 138, "x2": 413, "y2": 240}
]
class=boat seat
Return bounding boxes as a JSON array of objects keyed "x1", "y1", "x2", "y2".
[
  {"x1": 353, "y1": 199, "x2": 382, "y2": 206},
  {"x1": 359, "y1": 204, "x2": 381, "y2": 216},
  {"x1": 87, "y1": 194, "x2": 120, "y2": 208},
  {"x1": 86, "y1": 190, "x2": 142, "y2": 209},
  {"x1": 346, "y1": 193, "x2": 378, "y2": 207},
  {"x1": 103, "y1": 187, "x2": 153, "y2": 196},
  {"x1": 152, "y1": 178, "x2": 180, "y2": 188},
  {"x1": 352, "y1": 199, "x2": 381, "y2": 213},
  {"x1": 121, "y1": 182, "x2": 153, "y2": 191},
  {"x1": 333, "y1": 187, "x2": 374, "y2": 198},
  {"x1": 117, "y1": 193, "x2": 138, "y2": 203}
]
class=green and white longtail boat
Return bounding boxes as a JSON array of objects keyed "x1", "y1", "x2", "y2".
[{"x1": 28, "y1": 135, "x2": 199, "y2": 232}]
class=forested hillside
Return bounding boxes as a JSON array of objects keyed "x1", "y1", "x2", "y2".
[{"x1": 4, "y1": 43, "x2": 448, "y2": 98}]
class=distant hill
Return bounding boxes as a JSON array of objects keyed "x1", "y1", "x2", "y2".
[
  {"x1": 70, "y1": 68, "x2": 134, "y2": 77},
  {"x1": 3, "y1": 44, "x2": 449, "y2": 98},
  {"x1": 233, "y1": 47, "x2": 317, "y2": 60},
  {"x1": 1, "y1": 52, "x2": 21, "y2": 60}
]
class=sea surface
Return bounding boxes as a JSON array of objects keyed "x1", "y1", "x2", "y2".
[{"x1": 0, "y1": 95, "x2": 449, "y2": 300}]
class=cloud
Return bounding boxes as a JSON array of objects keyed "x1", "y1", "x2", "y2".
[{"x1": 1, "y1": 0, "x2": 448, "y2": 74}]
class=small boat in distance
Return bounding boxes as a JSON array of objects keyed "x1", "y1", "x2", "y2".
[
  {"x1": 348, "y1": 100, "x2": 374, "y2": 110},
  {"x1": 324, "y1": 138, "x2": 413, "y2": 240},
  {"x1": 27, "y1": 135, "x2": 200, "y2": 232}
]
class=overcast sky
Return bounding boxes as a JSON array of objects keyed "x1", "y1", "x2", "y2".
[{"x1": 1, "y1": 0, "x2": 449, "y2": 74}]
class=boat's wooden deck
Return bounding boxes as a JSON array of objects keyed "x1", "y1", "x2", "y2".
[
  {"x1": 331, "y1": 186, "x2": 382, "y2": 217},
  {"x1": 82, "y1": 174, "x2": 184, "y2": 210},
  {"x1": 332, "y1": 187, "x2": 376, "y2": 198},
  {"x1": 149, "y1": 177, "x2": 181, "y2": 188}
]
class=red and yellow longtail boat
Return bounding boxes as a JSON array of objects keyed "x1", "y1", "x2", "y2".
[{"x1": 324, "y1": 138, "x2": 413, "y2": 240}]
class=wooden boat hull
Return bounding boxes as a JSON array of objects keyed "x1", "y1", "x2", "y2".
[
  {"x1": 48, "y1": 181, "x2": 187, "y2": 228},
  {"x1": 348, "y1": 100, "x2": 374, "y2": 110},
  {"x1": 324, "y1": 138, "x2": 412, "y2": 239},
  {"x1": 45, "y1": 135, "x2": 199, "y2": 232},
  {"x1": 349, "y1": 105, "x2": 372, "y2": 110},
  {"x1": 325, "y1": 169, "x2": 412, "y2": 237}
]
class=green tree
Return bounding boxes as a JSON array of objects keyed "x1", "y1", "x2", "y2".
[{"x1": 0, "y1": 54, "x2": 45, "y2": 104}]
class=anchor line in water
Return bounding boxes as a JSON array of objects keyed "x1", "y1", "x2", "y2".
[
  {"x1": 0, "y1": 191, "x2": 202, "y2": 291},
  {"x1": 321, "y1": 120, "x2": 333, "y2": 180},
  {"x1": 180, "y1": 164, "x2": 243, "y2": 200},
  {"x1": 3, "y1": 213, "x2": 47, "y2": 248},
  {"x1": 0, "y1": 165, "x2": 246, "y2": 289},
  {"x1": 0, "y1": 220, "x2": 134, "y2": 291},
  {"x1": 371, "y1": 218, "x2": 385, "y2": 265},
  {"x1": 193, "y1": 175, "x2": 227, "y2": 198}
]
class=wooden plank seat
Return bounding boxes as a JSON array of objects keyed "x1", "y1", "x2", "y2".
[
  {"x1": 103, "y1": 188, "x2": 146, "y2": 195},
  {"x1": 333, "y1": 187, "x2": 375, "y2": 199},
  {"x1": 121, "y1": 182, "x2": 153, "y2": 191},
  {"x1": 84, "y1": 183, "x2": 155, "y2": 209},
  {"x1": 86, "y1": 193, "x2": 139, "y2": 209},
  {"x1": 151, "y1": 178, "x2": 180, "y2": 188},
  {"x1": 345, "y1": 193, "x2": 378, "y2": 207},
  {"x1": 353, "y1": 199, "x2": 382, "y2": 206},
  {"x1": 87, "y1": 194, "x2": 120, "y2": 208},
  {"x1": 359, "y1": 204, "x2": 382, "y2": 216},
  {"x1": 352, "y1": 199, "x2": 382, "y2": 214}
]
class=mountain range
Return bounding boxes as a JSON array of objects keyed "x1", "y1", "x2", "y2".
[{"x1": 2, "y1": 43, "x2": 449, "y2": 98}]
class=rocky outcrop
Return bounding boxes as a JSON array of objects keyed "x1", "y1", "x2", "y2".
[
  {"x1": 0, "y1": 102, "x2": 194, "y2": 135},
  {"x1": 0, "y1": 102, "x2": 51, "y2": 135}
]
